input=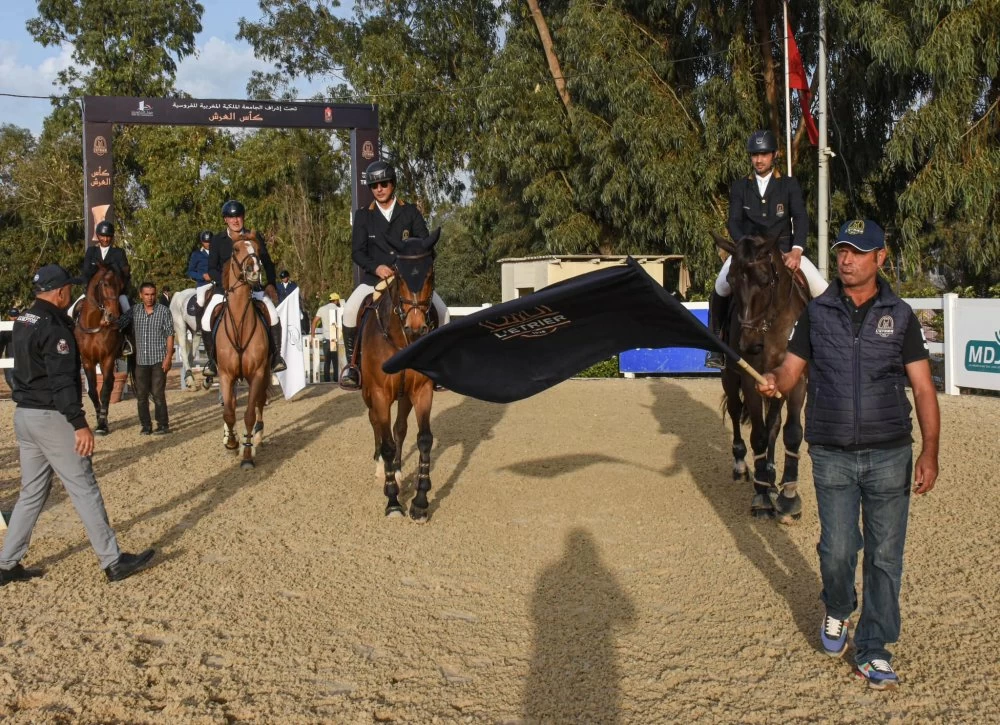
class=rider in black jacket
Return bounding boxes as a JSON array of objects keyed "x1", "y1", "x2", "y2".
[
  {"x1": 76, "y1": 220, "x2": 134, "y2": 356},
  {"x1": 198, "y1": 200, "x2": 286, "y2": 375}
]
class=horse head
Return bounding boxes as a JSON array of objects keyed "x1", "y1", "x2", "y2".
[
  {"x1": 86, "y1": 263, "x2": 124, "y2": 326},
  {"x1": 392, "y1": 227, "x2": 441, "y2": 340},
  {"x1": 227, "y1": 233, "x2": 263, "y2": 289},
  {"x1": 714, "y1": 232, "x2": 783, "y2": 355}
]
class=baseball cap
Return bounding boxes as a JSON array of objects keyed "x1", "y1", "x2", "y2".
[
  {"x1": 7, "y1": 308, "x2": 19, "y2": 317},
  {"x1": 833, "y1": 220, "x2": 885, "y2": 252},
  {"x1": 32, "y1": 264, "x2": 84, "y2": 293},
  {"x1": 329, "y1": 292, "x2": 340, "y2": 302}
]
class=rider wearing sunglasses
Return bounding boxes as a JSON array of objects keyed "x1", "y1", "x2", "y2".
[{"x1": 339, "y1": 160, "x2": 450, "y2": 389}]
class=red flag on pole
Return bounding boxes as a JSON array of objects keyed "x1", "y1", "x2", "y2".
[{"x1": 787, "y1": 21, "x2": 819, "y2": 146}]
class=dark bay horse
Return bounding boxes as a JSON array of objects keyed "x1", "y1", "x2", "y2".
[
  {"x1": 214, "y1": 233, "x2": 271, "y2": 469},
  {"x1": 713, "y1": 232, "x2": 809, "y2": 524},
  {"x1": 361, "y1": 229, "x2": 441, "y2": 521},
  {"x1": 75, "y1": 263, "x2": 128, "y2": 435}
]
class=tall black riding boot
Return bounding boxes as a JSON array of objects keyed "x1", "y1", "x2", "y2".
[
  {"x1": 339, "y1": 326, "x2": 360, "y2": 390},
  {"x1": 202, "y1": 331, "x2": 218, "y2": 376},
  {"x1": 269, "y1": 323, "x2": 287, "y2": 373},
  {"x1": 705, "y1": 291, "x2": 730, "y2": 369}
]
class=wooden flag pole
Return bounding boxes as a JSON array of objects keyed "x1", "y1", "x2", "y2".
[{"x1": 734, "y1": 357, "x2": 782, "y2": 399}]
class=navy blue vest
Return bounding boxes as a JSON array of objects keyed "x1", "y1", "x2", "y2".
[{"x1": 805, "y1": 281, "x2": 914, "y2": 447}]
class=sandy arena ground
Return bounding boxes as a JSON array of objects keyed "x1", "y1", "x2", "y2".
[{"x1": 0, "y1": 377, "x2": 998, "y2": 723}]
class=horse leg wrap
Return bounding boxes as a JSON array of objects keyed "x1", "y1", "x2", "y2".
[
  {"x1": 384, "y1": 481, "x2": 400, "y2": 500},
  {"x1": 781, "y1": 451, "x2": 800, "y2": 488},
  {"x1": 753, "y1": 454, "x2": 774, "y2": 486}
]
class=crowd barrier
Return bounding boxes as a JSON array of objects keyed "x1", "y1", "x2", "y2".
[{"x1": 4, "y1": 297, "x2": 998, "y2": 396}]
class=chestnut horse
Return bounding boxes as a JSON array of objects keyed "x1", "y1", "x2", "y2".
[
  {"x1": 361, "y1": 229, "x2": 441, "y2": 521},
  {"x1": 75, "y1": 263, "x2": 128, "y2": 435},
  {"x1": 713, "y1": 232, "x2": 809, "y2": 524},
  {"x1": 213, "y1": 233, "x2": 271, "y2": 469}
]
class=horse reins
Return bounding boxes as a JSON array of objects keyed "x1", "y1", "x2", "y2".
[
  {"x1": 220, "y1": 251, "x2": 265, "y2": 378},
  {"x1": 76, "y1": 276, "x2": 122, "y2": 334},
  {"x1": 737, "y1": 254, "x2": 797, "y2": 335},
  {"x1": 376, "y1": 251, "x2": 436, "y2": 349}
]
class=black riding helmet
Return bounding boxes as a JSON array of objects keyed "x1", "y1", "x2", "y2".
[
  {"x1": 199, "y1": 230, "x2": 213, "y2": 243},
  {"x1": 747, "y1": 130, "x2": 778, "y2": 154},
  {"x1": 365, "y1": 160, "x2": 396, "y2": 186},
  {"x1": 221, "y1": 200, "x2": 246, "y2": 218},
  {"x1": 95, "y1": 220, "x2": 114, "y2": 236}
]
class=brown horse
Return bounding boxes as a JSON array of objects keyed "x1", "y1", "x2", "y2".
[
  {"x1": 214, "y1": 233, "x2": 271, "y2": 469},
  {"x1": 75, "y1": 263, "x2": 127, "y2": 435},
  {"x1": 713, "y1": 232, "x2": 809, "y2": 524},
  {"x1": 361, "y1": 229, "x2": 441, "y2": 521}
]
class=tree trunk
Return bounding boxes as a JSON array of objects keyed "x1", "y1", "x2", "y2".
[
  {"x1": 526, "y1": 0, "x2": 572, "y2": 114},
  {"x1": 753, "y1": 0, "x2": 781, "y2": 142}
]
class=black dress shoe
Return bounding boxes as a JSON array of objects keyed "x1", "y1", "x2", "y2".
[
  {"x1": 139, "y1": 427, "x2": 152, "y2": 435},
  {"x1": 153, "y1": 427, "x2": 170, "y2": 435},
  {"x1": 0, "y1": 563, "x2": 45, "y2": 586},
  {"x1": 104, "y1": 549, "x2": 155, "y2": 582}
]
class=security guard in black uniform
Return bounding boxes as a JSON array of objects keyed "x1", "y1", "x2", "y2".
[
  {"x1": 705, "y1": 129, "x2": 821, "y2": 368},
  {"x1": 199, "y1": 200, "x2": 286, "y2": 376},
  {"x1": 0, "y1": 264, "x2": 154, "y2": 586},
  {"x1": 339, "y1": 160, "x2": 449, "y2": 389}
]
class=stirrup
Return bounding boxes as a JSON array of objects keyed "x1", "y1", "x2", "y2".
[
  {"x1": 122, "y1": 340, "x2": 134, "y2": 357},
  {"x1": 271, "y1": 355, "x2": 287, "y2": 373},
  {"x1": 339, "y1": 366, "x2": 360, "y2": 390},
  {"x1": 203, "y1": 359, "x2": 218, "y2": 376}
]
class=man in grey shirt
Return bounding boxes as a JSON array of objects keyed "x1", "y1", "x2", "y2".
[{"x1": 0, "y1": 264, "x2": 154, "y2": 586}]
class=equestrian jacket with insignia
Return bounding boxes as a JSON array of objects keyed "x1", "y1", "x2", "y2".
[
  {"x1": 81, "y1": 245, "x2": 130, "y2": 286},
  {"x1": 804, "y1": 280, "x2": 914, "y2": 448},
  {"x1": 727, "y1": 171, "x2": 808, "y2": 253},
  {"x1": 207, "y1": 229, "x2": 277, "y2": 289},
  {"x1": 11, "y1": 299, "x2": 88, "y2": 430},
  {"x1": 352, "y1": 200, "x2": 430, "y2": 286}
]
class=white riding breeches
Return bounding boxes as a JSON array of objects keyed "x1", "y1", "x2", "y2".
[
  {"x1": 70, "y1": 293, "x2": 130, "y2": 317},
  {"x1": 343, "y1": 283, "x2": 450, "y2": 329},
  {"x1": 201, "y1": 289, "x2": 278, "y2": 331},
  {"x1": 715, "y1": 254, "x2": 828, "y2": 298}
]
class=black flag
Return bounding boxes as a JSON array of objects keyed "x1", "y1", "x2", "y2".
[{"x1": 383, "y1": 257, "x2": 742, "y2": 403}]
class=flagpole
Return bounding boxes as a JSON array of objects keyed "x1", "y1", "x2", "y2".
[
  {"x1": 817, "y1": 0, "x2": 830, "y2": 280},
  {"x1": 734, "y1": 357, "x2": 782, "y2": 399},
  {"x1": 783, "y1": 1, "x2": 792, "y2": 176}
]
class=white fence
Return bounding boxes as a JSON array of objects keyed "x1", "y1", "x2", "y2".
[{"x1": 5, "y1": 298, "x2": 1000, "y2": 396}]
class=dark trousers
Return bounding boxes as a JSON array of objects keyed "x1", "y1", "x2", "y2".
[
  {"x1": 135, "y1": 364, "x2": 169, "y2": 430},
  {"x1": 323, "y1": 340, "x2": 339, "y2": 383}
]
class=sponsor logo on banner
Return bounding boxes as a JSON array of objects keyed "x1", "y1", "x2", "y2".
[
  {"x1": 876, "y1": 315, "x2": 895, "y2": 338},
  {"x1": 131, "y1": 100, "x2": 154, "y2": 118},
  {"x1": 93, "y1": 136, "x2": 108, "y2": 156},
  {"x1": 480, "y1": 305, "x2": 571, "y2": 341},
  {"x1": 324, "y1": 106, "x2": 333, "y2": 123},
  {"x1": 361, "y1": 140, "x2": 376, "y2": 160},
  {"x1": 965, "y1": 331, "x2": 1000, "y2": 374}
]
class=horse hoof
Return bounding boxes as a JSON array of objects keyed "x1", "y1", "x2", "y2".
[
  {"x1": 241, "y1": 460, "x2": 255, "y2": 470},
  {"x1": 751, "y1": 508, "x2": 774, "y2": 519},
  {"x1": 385, "y1": 505, "x2": 405, "y2": 518},
  {"x1": 410, "y1": 506, "x2": 428, "y2": 523},
  {"x1": 95, "y1": 426, "x2": 108, "y2": 436},
  {"x1": 775, "y1": 494, "x2": 803, "y2": 525},
  {"x1": 224, "y1": 441, "x2": 239, "y2": 451}
]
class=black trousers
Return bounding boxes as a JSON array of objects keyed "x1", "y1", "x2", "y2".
[
  {"x1": 135, "y1": 364, "x2": 169, "y2": 430},
  {"x1": 323, "y1": 340, "x2": 339, "y2": 382}
]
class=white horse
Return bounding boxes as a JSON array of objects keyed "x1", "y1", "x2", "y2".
[{"x1": 170, "y1": 287, "x2": 212, "y2": 390}]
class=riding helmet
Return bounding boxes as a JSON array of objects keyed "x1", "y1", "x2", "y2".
[
  {"x1": 95, "y1": 220, "x2": 114, "y2": 237},
  {"x1": 221, "y1": 200, "x2": 246, "y2": 218},
  {"x1": 199, "y1": 229, "x2": 213, "y2": 243},
  {"x1": 365, "y1": 160, "x2": 396, "y2": 186},
  {"x1": 746, "y1": 130, "x2": 778, "y2": 154}
]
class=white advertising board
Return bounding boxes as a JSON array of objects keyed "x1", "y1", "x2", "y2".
[{"x1": 947, "y1": 297, "x2": 1000, "y2": 392}]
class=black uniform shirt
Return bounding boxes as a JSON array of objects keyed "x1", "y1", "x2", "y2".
[
  {"x1": 12, "y1": 298, "x2": 88, "y2": 430},
  {"x1": 207, "y1": 229, "x2": 277, "y2": 288},
  {"x1": 352, "y1": 200, "x2": 430, "y2": 286}
]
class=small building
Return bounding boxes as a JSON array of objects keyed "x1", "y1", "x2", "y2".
[{"x1": 498, "y1": 254, "x2": 689, "y2": 302}]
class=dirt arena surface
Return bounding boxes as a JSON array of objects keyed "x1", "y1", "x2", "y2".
[{"x1": 1, "y1": 378, "x2": 998, "y2": 723}]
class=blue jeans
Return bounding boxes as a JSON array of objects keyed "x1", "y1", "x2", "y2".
[{"x1": 809, "y1": 444, "x2": 912, "y2": 664}]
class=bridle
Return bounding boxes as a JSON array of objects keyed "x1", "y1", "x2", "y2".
[
  {"x1": 218, "y1": 240, "x2": 265, "y2": 375},
  {"x1": 377, "y1": 250, "x2": 436, "y2": 348},
  {"x1": 734, "y1": 253, "x2": 788, "y2": 335},
  {"x1": 76, "y1": 273, "x2": 122, "y2": 334}
]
